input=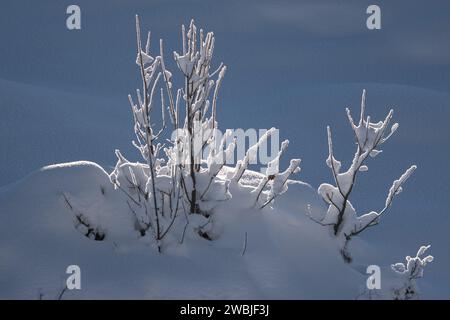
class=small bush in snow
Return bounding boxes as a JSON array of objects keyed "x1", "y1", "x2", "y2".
[
  {"x1": 391, "y1": 245, "x2": 434, "y2": 300},
  {"x1": 309, "y1": 90, "x2": 417, "y2": 262},
  {"x1": 110, "y1": 17, "x2": 301, "y2": 251}
]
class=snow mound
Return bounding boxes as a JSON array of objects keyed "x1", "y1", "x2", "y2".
[{"x1": 0, "y1": 161, "x2": 366, "y2": 299}]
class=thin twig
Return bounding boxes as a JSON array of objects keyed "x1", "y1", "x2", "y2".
[{"x1": 241, "y1": 232, "x2": 248, "y2": 256}]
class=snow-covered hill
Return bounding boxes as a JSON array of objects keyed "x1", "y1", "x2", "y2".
[{"x1": 0, "y1": 161, "x2": 373, "y2": 299}]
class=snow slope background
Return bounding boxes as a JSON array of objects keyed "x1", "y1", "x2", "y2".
[{"x1": 0, "y1": 0, "x2": 449, "y2": 298}]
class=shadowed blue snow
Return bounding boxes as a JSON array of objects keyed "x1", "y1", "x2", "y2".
[{"x1": 0, "y1": 0, "x2": 449, "y2": 298}]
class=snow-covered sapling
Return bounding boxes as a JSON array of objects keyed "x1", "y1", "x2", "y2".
[
  {"x1": 310, "y1": 90, "x2": 417, "y2": 262},
  {"x1": 391, "y1": 245, "x2": 434, "y2": 300}
]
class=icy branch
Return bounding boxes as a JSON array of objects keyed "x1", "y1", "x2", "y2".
[{"x1": 232, "y1": 128, "x2": 276, "y2": 184}]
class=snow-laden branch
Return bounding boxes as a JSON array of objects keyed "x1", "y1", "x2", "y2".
[
  {"x1": 232, "y1": 128, "x2": 276, "y2": 184},
  {"x1": 245, "y1": 139, "x2": 301, "y2": 209}
]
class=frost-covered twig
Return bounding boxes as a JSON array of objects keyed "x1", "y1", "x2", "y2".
[
  {"x1": 260, "y1": 158, "x2": 301, "y2": 209},
  {"x1": 351, "y1": 165, "x2": 416, "y2": 237},
  {"x1": 200, "y1": 131, "x2": 236, "y2": 200},
  {"x1": 232, "y1": 128, "x2": 276, "y2": 184},
  {"x1": 250, "y1": 139, "x2": 301, "y2": 209}
]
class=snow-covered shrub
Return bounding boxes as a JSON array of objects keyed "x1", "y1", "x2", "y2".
[
  {"x1": 391, "y1": 245, "x2": 434, "y2": 300},
  {"x1": 110, "y1": 16, "x2": 301, "y2": 251},
  {"x1": 309, "y1": 90, "x2": 417, "y2": 262}
]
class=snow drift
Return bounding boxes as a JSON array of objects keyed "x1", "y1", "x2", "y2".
[{"x1": 0, "y1": 161, "x2": 367, "y2": 299}]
